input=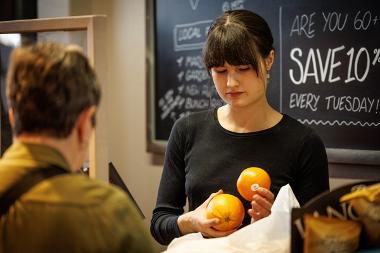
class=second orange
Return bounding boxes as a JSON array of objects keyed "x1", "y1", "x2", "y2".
[{"x1": 237, "y1": 167, "x2": 271, "y2": 201}]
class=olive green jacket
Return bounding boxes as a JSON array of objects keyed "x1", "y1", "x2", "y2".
[{"x1": 0, "y1": 142, "x2": 153, "y2": 253}]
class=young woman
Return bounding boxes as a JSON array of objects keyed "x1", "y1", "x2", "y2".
[{"x1": 151, "y1": 9, "x2": 329, "y2": 245}]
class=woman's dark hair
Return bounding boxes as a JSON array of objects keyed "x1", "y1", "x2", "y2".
[
  {"x1": 6, "y1": 42, "x2": 101, "y2": 138},
  {"x1": 203, "y1": 9, "x2": 274, "y2": 78}
]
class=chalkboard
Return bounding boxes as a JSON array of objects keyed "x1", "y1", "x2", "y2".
[{"x1": 146, "y1": 0, "x2": 380, "y2": 165}]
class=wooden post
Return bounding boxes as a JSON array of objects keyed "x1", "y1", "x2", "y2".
[{"x1": 0, "y1": 15, "x2": 109, "y2": 182}]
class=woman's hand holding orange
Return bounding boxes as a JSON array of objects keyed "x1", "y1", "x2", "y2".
[
  {"x1": 177, "y1": 190, "x2": 236, "y2": 238},
  {"x1": 247, "y1": 187, "x2": 274, "y2": 223},
  {"x1": 236, "y1": 167, "x2": 274, "y2": 223}
]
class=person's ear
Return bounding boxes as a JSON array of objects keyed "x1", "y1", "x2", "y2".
[
  {"x1": 8, "y1": 108, "x2": 15, "y2": 129},
  {"x1": 265, "y1": 50, "x2": 275, "y2": 71},
  {"x1": 75, "y1": 106, "x2": 96, "y2": 145}
]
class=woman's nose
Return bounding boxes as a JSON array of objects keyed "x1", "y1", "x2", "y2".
[{"x1": 227, "y1": 72, "x2": 239, "y2": 87}]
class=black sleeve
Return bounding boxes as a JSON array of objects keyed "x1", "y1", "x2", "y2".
[
  {"x1": 294, "y1": 130, "x2": 330, "y2": 206},
  {"x1": 150, "y1": 119, "x2": 187, "y2": 245}
]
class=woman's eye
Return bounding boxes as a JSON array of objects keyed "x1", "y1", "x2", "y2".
[
  {"x1": 213, "y1": 68, "x2": 226, "y2": 73},
  {"x1": 238, "y1": 66, "x2": 250, "y2": 71}
]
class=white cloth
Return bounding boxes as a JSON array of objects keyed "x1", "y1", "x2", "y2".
[{"x1": 163, "y1": 184, "x2": 300, "y2": 253}]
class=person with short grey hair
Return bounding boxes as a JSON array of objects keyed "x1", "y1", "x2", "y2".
[{"x1": 0, "y1": 42, "x2": 153, "y2": 253}]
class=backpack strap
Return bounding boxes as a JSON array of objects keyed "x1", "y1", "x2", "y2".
[{"x1": 0, "y1": 165, "x2": 68, "y2": 216}]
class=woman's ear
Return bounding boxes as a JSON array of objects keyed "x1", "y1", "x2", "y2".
[{"x1": 265, "y1": 50, "x2": 275, "y2": 71}]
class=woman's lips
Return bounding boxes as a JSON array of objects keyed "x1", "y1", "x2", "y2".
[{"x1": 226, "y1": 91, "x2": 244, "y2": 98}]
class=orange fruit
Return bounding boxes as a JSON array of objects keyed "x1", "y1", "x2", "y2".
[
  {"x1": 206, "y1": 193, "x2": 245, "y2": 231},
  {"x1": 236, "y1": 167, "x2": 271, "y2": 201}
]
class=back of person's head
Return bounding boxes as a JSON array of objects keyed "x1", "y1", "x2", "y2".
[
  {"x1": 6, "y1": 42, "x2": 101, "y2": 138},
  {"x1": 203, "y1": 9, "x2": 274, "y2": 78}
]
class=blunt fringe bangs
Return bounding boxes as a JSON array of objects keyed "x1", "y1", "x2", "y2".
[
  {"x1": 203, "y1": 10, "x2": 274, "y2": 78},
  {"x1": 204, "y1": 23, "x2": 259, "y2": 72}
]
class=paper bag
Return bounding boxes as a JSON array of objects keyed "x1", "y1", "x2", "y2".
[{"x1": 163, "y1": 184, "x2": 300, "y2": 253}]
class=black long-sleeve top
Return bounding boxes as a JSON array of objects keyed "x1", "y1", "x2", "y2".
[{"x1": 150, "y1": 109, "x2": 329, "y2": 245}]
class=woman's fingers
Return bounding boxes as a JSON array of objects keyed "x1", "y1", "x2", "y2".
[
  {"x1": 202, "y1": 227, "x2": 236, "y2": 238},
  {"x1": 248, "y1": 208, "x2": 260, "y2": 222},
  {"x1": 248, "y1": 187, "x2": 275, "y2": 223},
  {"x1": 202, "y1": 217, "x2": 220, "y2": 227},
  {"x1": 252, "y1": 195, "x2": 272, "y2": 212},
  {"x1": 256, "y1": 187, "x2": 275, "y2": 203},
  {"x1": 202, "y1": 189, "x2": 223, "y2": 207}
]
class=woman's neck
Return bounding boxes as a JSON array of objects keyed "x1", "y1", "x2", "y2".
[{"x1": 217, "y1": 103, "x2": 282, "y2": 133}]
